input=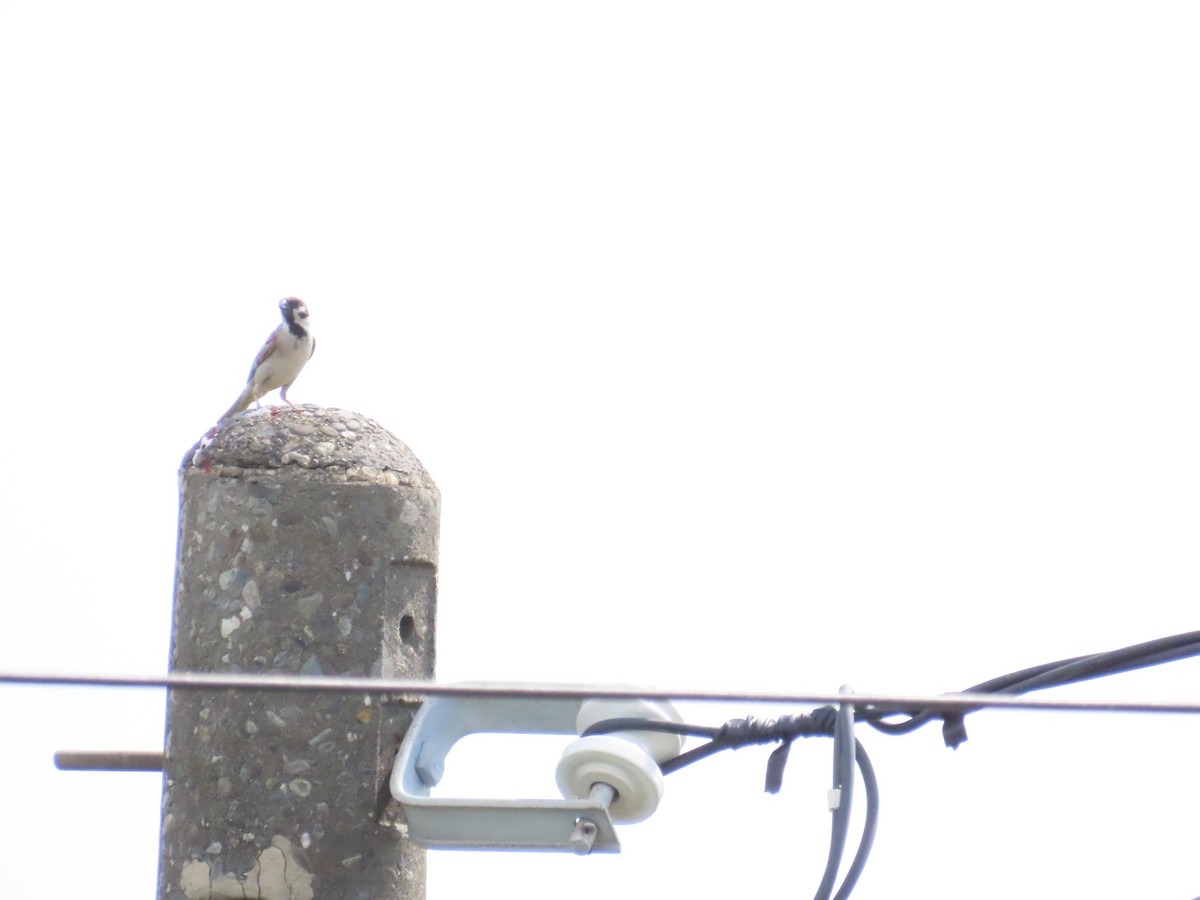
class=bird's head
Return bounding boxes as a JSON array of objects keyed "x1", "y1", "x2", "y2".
[{"x1": 279, "y1": 297, "x2": 310, "y2": 326}]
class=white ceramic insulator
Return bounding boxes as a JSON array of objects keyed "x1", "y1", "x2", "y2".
[
  {"x1": 555, "y1": 735, "x2": 665, "y2": 824},
  {"x1": 573, "y1": 695, "x2": 686, "y2": 763},
  {"x1": 555, "y1": 692, "x2": 688, "y2": 824}
]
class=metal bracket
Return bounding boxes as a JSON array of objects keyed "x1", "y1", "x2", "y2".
[{"x1": 390, "y1": 689, "x2": 621, "y2": 853}]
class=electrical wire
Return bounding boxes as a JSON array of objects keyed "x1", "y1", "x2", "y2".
[
  {"x1": 859, "y1": 629, "x2": 1200, "y2": 747},
  {"x1": 585, "y1": 705, "x2": 879, "y2": 900},
  {"x1": 10, "y1": 633, "x2": 1200, "y2": 896},
  {"x1": 814, "y1": 701, "x2": 855, "y2": 900},
  {"x1": 4, "y1": 669, "x2": 1200, "y2": 715},
  {"x1": 576, "y1": 631, "x2": 1200, "y2": 898},
  {"x1": 833, "y1": 741, "x2": 877, "y2": 900}
]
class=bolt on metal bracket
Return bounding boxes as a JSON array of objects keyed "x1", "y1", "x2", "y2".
[{"x1": 390, "y1": 688, "x2": 622, "y2": 853}]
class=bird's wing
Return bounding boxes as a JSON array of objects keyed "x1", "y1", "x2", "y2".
[
  {"x1": 309, "y1": 337, "x2": 317, "y2": 359},
  {"x1": 248, "y1": 329, "x2": 280, "y2": 378}
]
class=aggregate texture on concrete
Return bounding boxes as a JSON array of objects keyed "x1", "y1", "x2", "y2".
[{"x1": 162, "y1": 406, "x2": 438, "y2": 899}]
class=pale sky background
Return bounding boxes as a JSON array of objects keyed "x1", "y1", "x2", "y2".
[{"x1": 2, "y1": 3, "x2": 1199, "y2": 898}]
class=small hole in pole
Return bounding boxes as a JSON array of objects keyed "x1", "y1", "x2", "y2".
[{"x1": 399, "y1": 614, "x2": 417, "y2": 646}]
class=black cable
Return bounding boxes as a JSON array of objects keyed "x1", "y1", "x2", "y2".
[
  {"x1": 814, "y1": 703, "x2": 856, "y2": 900},
  {"x1": 579, "y1": 631, "x2": 1200, "y2": 897},
  {"x1": 833, "y1": 740, "x2": 878, "y2": 900},
  {"x1": 860, "y1": 630, "x2": 1200, "y2": 747},
  {"x1": 581, "y1": 717, "x2": 721, "y2": 740},
  {"x1": 583, "y1": 713, "x2": 832, "y2": 781},
  {"x1": 659, "y1": 740, "x2": 731, "y2": 774},
  {"x1": 586, "y1": 706, "x2": 878, "y2": 899}
]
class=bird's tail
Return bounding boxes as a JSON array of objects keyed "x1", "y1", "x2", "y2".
[{"x1": 219, "y1": 390, "x2": 253, "y2": 423}]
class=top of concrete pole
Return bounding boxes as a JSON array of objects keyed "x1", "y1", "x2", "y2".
[{"x1": 187, "y1": 405, "x2": 437, "y2": 493}]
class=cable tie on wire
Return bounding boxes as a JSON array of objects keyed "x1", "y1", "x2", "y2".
[
  {"x1": 714, "y1": 710, "x2": 837, "y2": 747},
  {"x1": 768, "y1": 708, "x2": 837, "y2": 793},
  {"x1": 705, "y1": 709, "x2": 841, "y2": 793},
  {"x1": 809, "y1": 705, "x2": 838, "y2": 736},
  {"x1": 716, "y1": 715, "x2": 776, "y2": 748}
]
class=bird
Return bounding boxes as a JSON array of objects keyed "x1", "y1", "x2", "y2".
[{"x1": 220, "y1": 297, "x2": 316, "y2": 422}]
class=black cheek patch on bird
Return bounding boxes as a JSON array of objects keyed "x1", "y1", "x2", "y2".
[{"x1": 282, "y1": 304, "x2": 308, "y2": 340}]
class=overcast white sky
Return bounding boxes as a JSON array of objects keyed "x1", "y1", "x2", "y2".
[{"x1": 2, "y1": 3, "x2": 1199, "y2": 898}]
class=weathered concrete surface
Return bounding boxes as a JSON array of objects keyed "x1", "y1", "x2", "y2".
[{"x1": 160, "y1": 406, "x2": 437, "y2": 900}]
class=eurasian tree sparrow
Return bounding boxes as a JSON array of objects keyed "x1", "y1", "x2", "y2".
[{"x1": 220, "y1": 297, "x2": 316, "y2": 422}]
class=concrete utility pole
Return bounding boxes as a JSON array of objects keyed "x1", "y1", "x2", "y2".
[{"x1": 159, "y1": 407, "x2": 438, "y2": 900}]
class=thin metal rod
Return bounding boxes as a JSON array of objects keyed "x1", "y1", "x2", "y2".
[
  {"x1": 54, "y1": 750, "x2": 165, "y2": 771},
  {"x1": 3, "y1": 670, "x2": 1200, "y2": 716}
]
